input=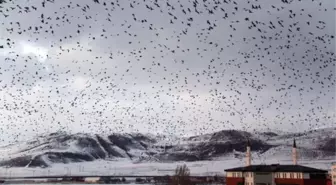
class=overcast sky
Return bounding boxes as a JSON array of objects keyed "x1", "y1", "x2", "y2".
[{"x1": 0, "y1": 0, "x2": 335, "y2": 144}]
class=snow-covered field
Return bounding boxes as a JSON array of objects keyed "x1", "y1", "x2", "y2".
[{"x1": 0, "y1": 156, "x2": 333, "y2": 178}]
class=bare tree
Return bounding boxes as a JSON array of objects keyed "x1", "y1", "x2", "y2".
[{"x1": 171, "y1": 164, "x2": 192, "y2": 185}]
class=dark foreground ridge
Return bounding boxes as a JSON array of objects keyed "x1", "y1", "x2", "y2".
[{"x1": 0, "y1": 175, "x2": 226, "y2": 184}]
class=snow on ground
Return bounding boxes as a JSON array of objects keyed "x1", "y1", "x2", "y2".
[
  {"x1": 0, "y1": 156, "x2": 333, "y2": 178},
  {"x1": 0, "y1": 133, "x2": 87, "y2": 160}
]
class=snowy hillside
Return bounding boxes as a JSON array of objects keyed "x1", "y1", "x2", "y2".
[{"x1": 0, "y1": 128, "x2": 334, "y2": 168}]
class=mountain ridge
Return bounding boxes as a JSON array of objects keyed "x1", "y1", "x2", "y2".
[{"x1": 0, "y1": 127, "x2": 334, "y2": 168}]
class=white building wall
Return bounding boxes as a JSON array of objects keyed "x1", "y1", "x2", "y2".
[
  {"x1": 271, "y1": 172, "x2": 276, "y2": 185},
  {"x1": 244, "y1": 172, "x2": 254, "y2": 185},
  {"x1": 226, "y1": 172, "x2": 232, "y2": 177},
  {"x1": 85, "y1": 177, "x2": 100, "y2": 183},
  {"x1": 274, "y1": 172, "x2": 303, "y2": 179},
  {"x1": 331, "y1": 164, "x2": 336, "y2": 185},
  {"x1": 294, "y1": 172, "x2": 302, "y2": 179},
  {"x1": 228, "y1": 170, "x2": 309, "y2": 184},
  {"x1": 226, "y1": 172, "x2": 243, "y2": 178}
]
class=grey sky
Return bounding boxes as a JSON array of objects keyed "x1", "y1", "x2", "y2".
[{"x1": 0, "y1": 0, "x2": 335, "y2": 144}]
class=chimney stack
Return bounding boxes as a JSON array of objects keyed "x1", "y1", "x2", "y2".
[
  {"x1": 292, "y1": 138, "x2": 297, "y2": 165},
  {"x1": 246, "y1": 139, "x2": 251, "y2": 166}
]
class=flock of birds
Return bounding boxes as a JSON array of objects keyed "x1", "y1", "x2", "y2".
[{"x1": 0, "y1": 0, "x2": 335, "y2": 143}]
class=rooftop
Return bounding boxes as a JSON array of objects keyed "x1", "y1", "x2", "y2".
[{"x1": 225, "y1": 164, "x2": 327, "y2": 173}]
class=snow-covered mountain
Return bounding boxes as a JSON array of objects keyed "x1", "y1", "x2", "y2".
[{"x1": 0, "y1": 128, "x2": 334, "y2": 168}]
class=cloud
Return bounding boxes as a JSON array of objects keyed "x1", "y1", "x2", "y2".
[
  {"x1": 0, "y1": 0, "x2": 334, "y2": 143},
  {"x1": 72, "y1": 76, "x2": 90, "y2": 90},
  {"x1": 20, "y1": 41, "x2": 48, "y2": 63}
]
